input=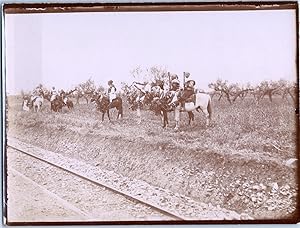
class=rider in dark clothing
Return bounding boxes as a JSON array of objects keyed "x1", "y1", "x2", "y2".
[{"x1": 178, "y1": 79, "x2": 196, "y2": 105}]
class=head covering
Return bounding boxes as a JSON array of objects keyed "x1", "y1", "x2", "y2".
[
  {"x1": 108, "y1": 80, "x2": 113, "y2": 85},
  {"x1": 171, "y1": 75, "x2": 178, "y2": 80},
  {"x1": 186, "y1": 80, "x2": 196, "y2": 86}
]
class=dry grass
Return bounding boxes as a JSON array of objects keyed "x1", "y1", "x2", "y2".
[{"x1": 6, "y1": 95, "x2": 298, "y2": 219}]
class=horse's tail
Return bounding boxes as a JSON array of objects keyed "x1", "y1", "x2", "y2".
[{"x1": 207, "y1": 96, "x2": 212, "y2": 119}]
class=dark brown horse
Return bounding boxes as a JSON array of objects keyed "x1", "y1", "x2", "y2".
[
  {"x1": 150, "y1": 92, "x2": 195, "y2": 128},
  {"x1": 91, "y1": 93, "x2": 123, "y2": 122},
  {"x1": 47, "y1": 94, "x2": 74, "y2": 112}
]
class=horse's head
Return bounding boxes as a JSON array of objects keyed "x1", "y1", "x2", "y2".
[
  {"x1": 99, "y1": 94, "x2": 109, "y2": 104},
  {"x1": 39, "y1": 89, "x2": 45, "y2": 97},
  {"x1": 125, "y1": 90, "x2": 138, "y2": 106},
  {"x1": 90, "y1": 92, "x2": 100, "y2": 104},
  {"x1": 151, "y1": 92, "x2": 175, "y2": 113},
  {"x1": 97, "y1": 94, "x2": 110, "y2": 112},
  {"x1": 143, "y1": 92, "x2": 154, "y2": 106},
  {"x1": 43, "y1": 92, "x2": 51, "y2": 101}
]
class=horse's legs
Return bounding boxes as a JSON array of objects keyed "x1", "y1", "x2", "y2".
[
  {"x1": 101, "y1": 112, "x2": 105, "y2": 122},
  {"x1": 164, "y1": 111, "x2": 169, "y2": 128},
  {"x1": 107, "y1": 110, "x2": 111, "y2": 121},
  {"x1": 202, "y1": 109, "x2": 210, "y2": 126},
  {"x1": 188, "y1": 111, "x2": 194, "y2": 126},
  {"x1": 174, "y1": 108, "x2": 180, "y2": 130},
  {"x1": 160, "y1": 111, "x2": 164, "y2": 126},
  {"x1": 162, "y1": 110, "x2": 168, "y2": 128},
  {"x1": 38, "y1": 103, "x2": 42, "y2": 112},
  {"x1": 117, "y1": 107, "x2": 122, "y2": 119}
]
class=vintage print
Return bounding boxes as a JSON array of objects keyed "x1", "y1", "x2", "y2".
[{"x1": 3, "y1": 3, "x2": 299, "y2": 224}]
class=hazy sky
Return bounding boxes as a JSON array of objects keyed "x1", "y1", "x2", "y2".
[{"x1": 5, "y1": 9, "x2": 297, "y2": 94}]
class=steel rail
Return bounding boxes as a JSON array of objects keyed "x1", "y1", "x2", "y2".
[{"x1": 7, "y1": 144, "x2": 186, "y2": 221}]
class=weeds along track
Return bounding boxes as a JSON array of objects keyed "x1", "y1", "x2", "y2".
[{"x1": 6, "y1": 138, "x2": 251, "y2": 221}]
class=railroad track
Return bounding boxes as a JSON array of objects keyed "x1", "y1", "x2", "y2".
[{"x1": 7, "y1": 143, "x2": 185, "y2": 221}]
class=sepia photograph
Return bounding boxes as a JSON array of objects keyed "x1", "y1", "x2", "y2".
[{"x1": 2, "y1": 2, "x2": 299, "y2": 224}]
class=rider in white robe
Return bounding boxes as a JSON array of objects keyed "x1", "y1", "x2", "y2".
[
  {"x1": 50, "y1": 87, "x2": 58, "y2": 102},
  {"x1": 108, "y1": 80, "x2": 117, "y2": 103}
]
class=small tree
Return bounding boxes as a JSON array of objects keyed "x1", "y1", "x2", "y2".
[
  {"x1": 120, "y1": 81, "x2": 131, "y2": 94},
  {"x1": 75, "y1": 78, "x2": 97, "y2": 104},
  {"x1": 208, "y1": 79, "x2": 233, "y2": 104},
  {"x1": 209, "y1": 79, "x2": 253, "y2": 104},
  {"x1": 78, "y1": 78, "x2": 96, "y2": 94},
  {"x1": 130, "y1": 66, "x2": 144, "y2": 81},
  {"x1": 254, "y1": 80, "x2": 280, "y2": 102},
  {"x1": 130, "y1": 65, "x2": 169, "y2": 87}
]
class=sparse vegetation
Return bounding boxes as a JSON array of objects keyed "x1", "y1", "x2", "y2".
[{"x1": 6, "y1": 89, "x2": 298, "y2": 220}]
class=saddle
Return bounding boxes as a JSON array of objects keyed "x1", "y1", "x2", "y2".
[{"x1": 185, "y1": 94, "x2": 196, "y2": 104}]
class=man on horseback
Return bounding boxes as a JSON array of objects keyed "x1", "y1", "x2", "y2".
[
  {"x1": 179, "y1": 79, "x2": 196, "y2": 106},
  {"x1": 29, "y1": 85, "x2": 44, "y2": 112},
  {"x1": 169, "y1": 73, "x2": 196, "y2": 109},
  {"x1": 50, "y1": 86, "x2": 58, "y2": 102},
  {"x1": 31, "y1": 85, "x2": 41, "y2": 98},
  {"x1": 30, "y1": 85, "x2": 43, "y2": 106},
  {"x1": 107, "y1": 80, "x2": 117, "y2": 103},
  {"x1": 60, "y1": 89, "x2": 68, "y2": 105}
]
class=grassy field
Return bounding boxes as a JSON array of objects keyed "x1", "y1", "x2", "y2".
[{"x1": 6, "y1": 95, "x2": 299, "y2": 220}]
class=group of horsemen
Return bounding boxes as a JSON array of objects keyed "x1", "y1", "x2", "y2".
[
  {"x1": 29, "y1": 73, "x2": 196, "y2": 110},
  {"x1": 30, "y1": 86, "x2": 70, "y2": 105},
  {"x1": 130, "y1": 74, "x2": 197, "y2": 109}
]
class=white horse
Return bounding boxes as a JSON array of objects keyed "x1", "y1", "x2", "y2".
[
  {"x1": 172, "y1": 92, "x2": 212, "y2": 130},
  {"x1": 31, "y1": 95, "x2": 44, "y2": 112}
]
